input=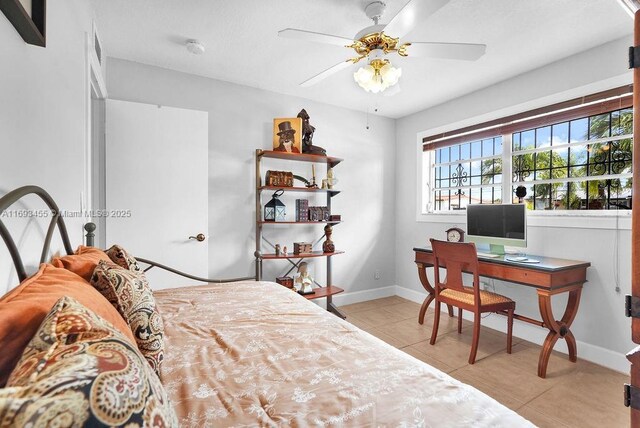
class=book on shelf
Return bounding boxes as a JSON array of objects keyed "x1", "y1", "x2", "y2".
[{"x1": 296, "y1": 199, "x2": 309, "y2": 222}]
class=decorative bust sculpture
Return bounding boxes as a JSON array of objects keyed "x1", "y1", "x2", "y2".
[
  {"x1": 298, "y1": 109, "x2": 326, "y2": 155},
  {"x1": 294, "y1": 262, "x2": 314, "y2": 294}
]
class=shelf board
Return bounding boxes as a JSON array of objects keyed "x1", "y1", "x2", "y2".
[
  {"x1": 258, "y1": 150, "x2": 343, "y2": 166},
  {"x1": 259, "y1": 186, "x2": 340, "y2": 195},
  {"x1": 258, "y1": 220, "x2": 342, "y2": 225},
  {"x1": 303, "y1": 285, "x2": 344, "y2": 300},
  {"x1": 261, "y1": 250, "x2": 344, "y2": 260}
]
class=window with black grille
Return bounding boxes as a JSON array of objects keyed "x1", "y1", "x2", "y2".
[
  {"x1": 511, "y1": 107, "x2": 632, "y2": 210},
  {"x1": 431, "y1": 137, "x2": 503, "y2": 211}
]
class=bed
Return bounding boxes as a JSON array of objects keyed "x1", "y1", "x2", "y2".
[{"x1": 0, "y1": 186, "x2": 534, "y2": 427}]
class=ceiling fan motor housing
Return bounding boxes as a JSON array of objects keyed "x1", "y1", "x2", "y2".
[
  {"x1": 351, "y1": 1, "x2": 407, "y2": 61},
  {"x1": 369, "y1": 48, "x2": 385, "y2": 61},
  {"x1": 354, "y1": 24, "x2": 386, "y2": 41}
]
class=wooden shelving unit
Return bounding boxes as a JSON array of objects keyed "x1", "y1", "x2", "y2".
[
  {"x1": 302, "y1": 286, "x2": 344, "y2": 301},
  {"x1": 255, "y1": 149, "x2": 345, "y2": 318},
  {"x1": 257, "y1": 220, "x2": 342, "y2": 225},
  {"x1": 260, "y1": 250, "x2": 345, "y2": 260},
  {"x1": 259, "y1": 185, "x2": 341, "y2": 196},
  {"x1": 257, "y1": 149, "x2": 343, "y2": 166}
]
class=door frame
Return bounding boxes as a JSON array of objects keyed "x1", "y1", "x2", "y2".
[{"x1": 85, "y1": 22, "x2": 107, "y2": 247}]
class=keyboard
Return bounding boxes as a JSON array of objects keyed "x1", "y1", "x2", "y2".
[
  {"x1": 476, "y1": 252, "x2": 501, "y2": 258},
  {"x1": 505, "y1": 256, "x2": 540, "y2": 263}
]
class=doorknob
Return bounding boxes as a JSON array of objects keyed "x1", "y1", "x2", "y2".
[{"x1": 189, "y1": 233, "x2": 206, "y2": 242}]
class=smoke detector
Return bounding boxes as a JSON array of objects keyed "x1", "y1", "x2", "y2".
[{"x1": 186, "y1": 39, "x2": 205, "y2": 55}]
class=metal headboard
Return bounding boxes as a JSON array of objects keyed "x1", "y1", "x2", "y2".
[
  {"x1": 134, "y1": 257, "x2": 256, "y2": 283},
  {"x1": 1, "y1": 185, "x2": 257, "y2": 284},
  {"x1": 0, "y1": 185, "x2": 74, "y2": 282}
]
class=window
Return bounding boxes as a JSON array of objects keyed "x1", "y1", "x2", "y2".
[
  {"x1": 429, "y1": 137, "x2": 503, "y2": 210},
  {"x1": 422, "y1": 87, "x2": 632, "y2": 213},
  {"x1": 512, "y1": 108, "x2": 632, "y2": 210}
]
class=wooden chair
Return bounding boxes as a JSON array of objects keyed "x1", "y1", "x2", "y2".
[{"x1": 429, "y1": 238, "x2": 515, "y2": 364}]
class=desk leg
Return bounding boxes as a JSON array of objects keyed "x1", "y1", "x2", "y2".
[
  {"x1": 536, "y1": 285, "x2": 583, "y2": 378},
  {"x1": 416, "y1": 262, "x2": 454, "y2": 324}
]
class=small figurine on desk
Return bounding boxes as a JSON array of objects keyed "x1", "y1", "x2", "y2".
[
  {"x1": 298, "y1": 109, "x2": 326, "y2": 155},
  {"x1": 294, "y1": 262, "x2": 314, "y2": 295},
  {"x1": 282, "y1": 246, "x2": 288, "y2": 257},
  {"x1": 275, "y1": 244, "x2": 281, "y2": 256},
  {"x1": 323, "y1": 224, "x2": 335, "y2": 253}
]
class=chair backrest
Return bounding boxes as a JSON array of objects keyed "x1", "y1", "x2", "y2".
[{"x1": 430, "y1": 239, "x2": 480, "y2": 304}]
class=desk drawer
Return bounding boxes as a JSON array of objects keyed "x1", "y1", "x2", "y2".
[
  {"x1": 480, "y1": 264, "x2": 551, "y2": 288},
  {"x1": 415, "y1": 251, "x2": 587, "y2": 290}
]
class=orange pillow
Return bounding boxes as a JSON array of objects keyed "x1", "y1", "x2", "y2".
[
  {"x1": 51, "y1": 245, "x2": 111, "y2": 282},
  {"x1": 0, "y1": 263, "x2": 136, "y2": 387}
]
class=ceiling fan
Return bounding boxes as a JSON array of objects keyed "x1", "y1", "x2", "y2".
[{"x1": 278, "y1": 0, "x2": 486, "y2": 93}]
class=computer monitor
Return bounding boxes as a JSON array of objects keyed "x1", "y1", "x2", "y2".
[{"x1": 466, "y1": 204, "x2": 527, "y2": 255}]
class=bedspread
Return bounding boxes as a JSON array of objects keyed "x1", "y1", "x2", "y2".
[{"x1": 154, "y1": 282, "x2": 534, "y2": 427}]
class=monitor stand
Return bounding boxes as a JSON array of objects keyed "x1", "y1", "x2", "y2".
[{"x1": 490, "y1": 243, "x2": 506, "y2": 255}]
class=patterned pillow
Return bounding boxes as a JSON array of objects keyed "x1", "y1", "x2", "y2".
[
  {"x1": 106, "y1": 244, "x2": 142, "y2": 272},
  {"x1": 0, "y1": 296, "x2": 177, "y2": 427},
  {"x1": 91, "y1": 260, "x2": 164, "y2": 375}
]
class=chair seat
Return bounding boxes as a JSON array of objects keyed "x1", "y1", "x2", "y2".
[{"x1": 441, "y1": 287, "x2": 514, "y2": 306}]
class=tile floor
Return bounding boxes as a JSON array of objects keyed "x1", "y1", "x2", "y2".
[{"x1": 339, "y1": 296, "x2": 628, "y2": 428}]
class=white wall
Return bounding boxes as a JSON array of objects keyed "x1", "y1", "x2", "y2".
[
  {"x1": 106, "y1": 58, "x2": 397, "y2": 295},
  {"x1": 0, "y1": 1, "x2": 95, "y2": 293},
  {"x1": 395, "y1": 36, "x2": 635, "y2": 373}
]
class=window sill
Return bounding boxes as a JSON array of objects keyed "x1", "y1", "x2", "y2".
[{"x1": 416, "y1": 210, "x2": 631, "y2": 230}]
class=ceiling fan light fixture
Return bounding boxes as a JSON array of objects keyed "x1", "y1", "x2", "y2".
[
  {"x1": 353, "y1": 58, "x2": 401, "y2": 93},
  {"x1": 281, "y1": 0, "x2": 486, "y2": 89},
  {"x1": 380, "y1": 62, "x2": 402, "y2": 86}
]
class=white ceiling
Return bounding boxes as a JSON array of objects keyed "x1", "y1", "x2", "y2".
[{"x1": 90, "y1": 0, "x2": 632, "y2": 119}]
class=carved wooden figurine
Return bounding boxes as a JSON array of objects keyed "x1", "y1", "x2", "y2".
[
  {"x1": 323, "y1": 224, "x2": 335, "y2": 253},
  {"x1": 298, "y1": 109, "x2": 326, "y2": 155}
]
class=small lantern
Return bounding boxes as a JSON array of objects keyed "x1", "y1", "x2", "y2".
[{"x1": 264, "y1": 189, "x2": 286, "y2": 222}]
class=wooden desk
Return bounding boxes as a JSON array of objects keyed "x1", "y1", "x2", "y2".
[{"x1": 414, "y1": 247, "x2": 590, "y2": 378}]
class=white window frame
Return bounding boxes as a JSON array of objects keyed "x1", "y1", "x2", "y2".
[
  {"x1": 416, "y1": 111, "x2": 632, "y2": 231},
  {"x1": 425, "y1": 141, "x2": 505, "y2": 211}
]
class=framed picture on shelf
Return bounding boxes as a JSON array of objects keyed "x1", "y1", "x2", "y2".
[{"x1": 273, "y1": 118, "x2": 302, "y2": 153}]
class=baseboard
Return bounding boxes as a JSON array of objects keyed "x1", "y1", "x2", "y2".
[
  {"x1": 394, "y1": 285, "x2": 630, "y2": 375},
  {"x1": 394, "y1": 284, "x2": 430, "y2": 304},
  {"x1": 330, "y1": 285, "x2": 396, "y2": 307}
]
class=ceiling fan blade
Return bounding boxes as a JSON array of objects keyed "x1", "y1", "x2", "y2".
[
  {"x1": 383, "y1": 0, "x2": 450, "y2": 39},
  {"x1": 278, "y1": 28, "x2": 354, "y2": 47},
  {"x1": 300, "y1": 61, "x2": 353, "y2": 87},
  {"x1": 407, "y1": 42, "x2": 486, "y2": 61}
]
